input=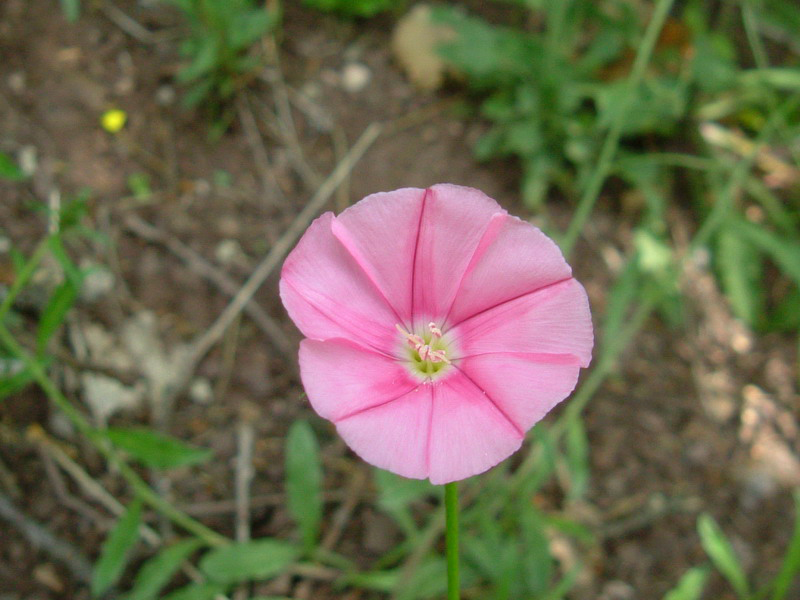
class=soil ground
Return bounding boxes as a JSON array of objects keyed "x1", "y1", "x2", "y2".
[{"x1": 0, "y1": 1, "x2": 798, "y2": 599}]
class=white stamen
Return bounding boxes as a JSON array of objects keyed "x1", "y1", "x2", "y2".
[
  {"x1": 429, "y1": 349, "x2": 451, "y2": 364},
  {"x1": 418, "y1": 345, "x2": 431, "y2": 361},
  {"x1": 396, "y1": 323, "x2": 450, "y2": 365}
]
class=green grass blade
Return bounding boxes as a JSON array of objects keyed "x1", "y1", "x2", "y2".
[
  {"x1": 59, "y1": 0, "x2": 80, "y2": 21},
  {"x1": 36, "y1": 279, "x2": 79, "y2": 355},
  {"x1": 770, "y1": 489, "x2": 800, "y2": 600},
  {"x1": 663, "y1": 567, "x2": 710, "y2": 600},
  {"x1": 162, "y1": 583, "x2": 226, "y2": 600},
  {"x1": 0, "y1": 152, "x2": 26, "y2": 181},
  {"x1": 564, "y1": 416, "x2": 590, "y2": 501},
  {"x1": 732, "y1": 219, "x2": 800, "y2": 288},
  {"x1": 199, "y1": 538, "x2": 299, "y2": 585},
  {"x1": 697, "y1": 513, "x2": 750, "y2": 598},
  {"x1": 92, "y1": 499, "x2": 143, "y2": 597},
  {"x1": 105, "y1": 427, "x2": 212, "y2": 470},
  {"x1": 716, "y1": 225, "x2": 764, "y2": 328},
  {"x1": 127, "y1": 538, "x2": 204, "y2": 600},
  {"x1": 285, "y1": 420, "x2": 323, "y2": 551},
  {"x1": 561, "y1": 0, "x2": 676, "y2": 256}
]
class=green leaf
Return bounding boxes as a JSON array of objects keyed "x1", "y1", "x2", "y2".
[
  {"x1": 229, "y1": 9, "x2": 275, "y2": 49},
  {"x1": 181, "y1": 78, "x2": 216, "y2": 109},
  {"x1": 36, "y1": 279, "x2": 79, "y2": 355},
  {"x1": 519, "y1": 506, "x2": 553, "y2": 595},
  {"x1": 523, "y1": 425, "x2": 558, "y2": 495},
  {"x1": 770, "y1": 489, "x2": 800, "y2": 600},
  {"x1": 521, "y1": 158, "x2": 552, "y2": 210},
  {"x1": 542, "y1": 563, "x2": 581, "y2": 600},
  {"x1": 463, "y1": 512, "x2": 506, "y2": 582},
  {"x1": 92, "y1": 499, "x2": 142, "y2": 597},
  {"x1": 285, "y1": 421, "x2": 323, "y2": 551},
  {"x1": 59, "y1": 0, "x2": 80, "y2": 21},
  {"x1": 433, "y1": 6, "x2": 537, "y2": 85},
  {"x1": 739, "y1": 68, "x2": 800, "y2": 92},
  {"x1": 0, "y1": 360, "x2": 34, "y2": 400},
  {"x1": 374, "y1": 468, "x2": 434, "y2": 538},
  {"x1": 759, "y1": 0, "x2": 800, "y2": 39},
  {"x1": 302, "y1": 0, "x2": 393, "y2": 18},
  {"x1": 199, "y1": 538, "x2": 299, "y2": 585},
  {"x1": 127, "y1": 173, "x2": 152, "y2": 201},
  {"x1": 769, "y1": 288, "x2": 800, "y2": 332},
  {"x1": 162, "y1": 583, "x2": 226, "y2": 600},
  {"x1": 663, "y1": 567, "x2": 709, "y2": 600},
  {"x1": 375, "y1": 468, "x2": 434, "y2": 511},
  {"x1": 732, "y1": 219, "x2": 800, "y2": 289},
  {"x1": 126, "y1": 538, "x2": 203, "y2": 600},
  {"x1": 395, "y1": 556, "x2": 450, "y2": 600},
  {"x1": 177, "y1": 39, "x2": 219, "y2": 83},
  {"x1": 545, "y1": 513, "x2": 595, "y2": 545},
  {"x1": 0, "y1": 152, "x2": 25, "y2": 181},
  {"x1": 47, "y1": 236, "x2": 82, "y2": 285},
  {"x1": 697, "y1": 513, "x2": 750, "y2": 598},
  {"x1": 601, "y1": 256, "x2": 640, "y2": 360},
  {"x1": 343, "y1": 569, "x2": 398, "y2": 592},
  {"x1": 716, "y1": 226, "x2": 764, "y2": 328},
  {"x1": 564, "y1": 417, "x2": 590, "y2": 500},
  {"x1": 105, "y1": 427, "x2": 212, "y2": 470}
]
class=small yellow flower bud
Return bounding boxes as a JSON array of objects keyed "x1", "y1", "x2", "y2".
[{"x1": 101, "y1": 109, "x2": 127, "y2": 133}]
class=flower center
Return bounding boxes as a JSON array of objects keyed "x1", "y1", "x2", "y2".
[{"x1": 396, "y1": 322, "x2": 451, "y2": 378}]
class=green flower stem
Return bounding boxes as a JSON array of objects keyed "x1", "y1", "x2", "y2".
[
  {"x1": 0, "y1": 236, "x2": 228, "y2": 547},
  {"x1": 445, "y1": 481, "x2": 460, "y2": 600},
  {"x1": 0, "y1": 321, "x2": 229, "y2": 547},
  {"x1": 0, "y1": 237, "x2": 50, "y2": 323},
  {"x1": 561, "y1": 0, "x2": 675, "y2": 258}
]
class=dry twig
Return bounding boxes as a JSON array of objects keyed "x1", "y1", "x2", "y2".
[
  {"x1": 0, "y1": 453, "x2": 22, "y2": 499},
  {"x1": 232, "y1": 419, "x2": 255, "y2": 600},
  {"x1": 0, "y1": 491, "x2": 93, "y2": 583},
  {"x1": 123, "y1": 214, "x2": 293, "y2": 359},
  {"x1": 27, "y1": 425, "x2": 161, "y2": 546},
  {"x1": 157, "y1": 122, "x2": 381, "y2": 407},
  {"x1": 321, "y1": 468, "x2": 367, "y2": 551},
  {"x1": 181, "y1": 489, "x2": 349, "y2": 517},
  {"x1": 234, "y1": 421, "x2": 255, "y2": 544},
  {"x1": 100, "y1": 3, "x2": 158, "y2": 44},
  {"x1": 237, "y1": 96, "x2": 289, "y2": 203}
]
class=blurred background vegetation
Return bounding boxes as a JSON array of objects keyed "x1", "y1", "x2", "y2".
[{"x1": 1, "y1": 0, "x2": 799, "y2": 599}]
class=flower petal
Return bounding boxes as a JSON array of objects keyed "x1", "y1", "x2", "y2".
[
  {"x1": 335, "y1": 385, "x2": 432, "y2": 480},
  {"x1": 456, "y1": 354, "x2": 581, "y2": 432},
  {"x1": 450, "y1": 278, "x2": 593, "y2": 367},
  {"x1": 445, "y1": 214, "x2": 573, "y2": 326},
  {"x1": 299, "y1": 338, "x2": 417, "y2": 423},
  {"x1": 412, "y1": 184, "x2": 506, "y2": 325},
  {"x1": 280, "y1": 213, "x2": 399, "y2": 352},
  {"x1": 428, "y1": 374, "x2": 524, "y2": 484},
  {"x1": 332, "y1": 188, "x2": 426, "y2": 324}
]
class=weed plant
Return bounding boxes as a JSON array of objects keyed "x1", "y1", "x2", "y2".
[
  {"x1": 167, "y1": 0, "x2": 280, "y2": 116},
  {"x1": 434, "y1": 0, "x2": 800, "y2": 335},
  {"x1": 302, "y1": 0, "x2": 396, "y2": 18}
]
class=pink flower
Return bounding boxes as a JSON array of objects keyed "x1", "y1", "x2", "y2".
[{"x1": 280, "y1": 184, "x2": 593, "y2": 484}]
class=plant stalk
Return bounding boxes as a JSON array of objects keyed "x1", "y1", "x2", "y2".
[
  {"x1": 561, "y1": 0, "x2": 676, "y2": 257},
  {"x1": 445, "y1": 481, "x2": 460, "y2": 600},
  {"x1": 0, "y1": 237, "x2": 227, "y2": 547}
]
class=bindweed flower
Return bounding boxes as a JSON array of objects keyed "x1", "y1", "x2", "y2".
[{"x1": 281, "y1": 185, "x2": 593, "y2": 484}]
